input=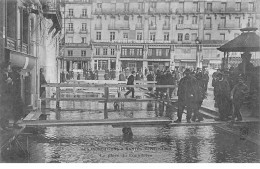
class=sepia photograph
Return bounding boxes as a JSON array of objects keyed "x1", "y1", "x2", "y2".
[{"x1": 0, "y1": 0, "x2": 260, "y2": 164}]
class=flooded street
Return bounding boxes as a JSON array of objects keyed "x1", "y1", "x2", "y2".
[{"x1": 1, "y1": 100, "x2": 260, "y2": 163}]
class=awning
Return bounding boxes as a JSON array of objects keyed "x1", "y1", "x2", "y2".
[
  {"x1": 8, "y1": 50, "x2": 36, "y2": 70},
  {"x1": 217, "y1": 28, "x2": 260, "y2": 52}
]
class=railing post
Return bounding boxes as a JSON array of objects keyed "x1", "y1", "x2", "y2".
[
  {"x1": 56, "y1": 86, "x2": 60, "y2": 110},
  {"x1": 104, "y1": 86, "x2": 109, "y2": 119}
]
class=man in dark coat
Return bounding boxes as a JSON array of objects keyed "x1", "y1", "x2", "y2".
[
  {"x1": 231, "y1": 75, "x2": 249, "y2": 121},
  {"x1": 40, "y1": 68, "x2": 47, "y2": 97},
  {"x1": 146, "y1": 71, "x2": 154, "y2": 92},
  {"x1": 0, "y1": 63, "x2": 13, "y2": 130},
  {"x1": 10, "y1": 66, "x2": 24, "y2": 128},
  {"x1": 214, "y1": 72, "x2": 231, "y2": 121},
  {"x1": 124, "y1": 71, "x2": 136, "y2": 98},
  {"x1": 174, "y1": 69, "x2": 203, "y2": 123}
]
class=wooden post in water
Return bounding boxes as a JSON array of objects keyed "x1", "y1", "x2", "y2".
[
  {"x1": 104, "y1": 86, "x2": 109, "y2": 119},
  {"x1": 56, "y1": 86, "x2": 60, "y2": 110}
]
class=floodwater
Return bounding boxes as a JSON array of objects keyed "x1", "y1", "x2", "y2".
[{"x1": 1, "y1": 100, "x2": 260, "y2": 163}]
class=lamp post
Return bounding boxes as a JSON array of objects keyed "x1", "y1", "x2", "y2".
[{"x1": 195, "y1": 37, "x2": 202, "y2": 68}]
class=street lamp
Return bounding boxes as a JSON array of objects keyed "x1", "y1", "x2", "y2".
[{"x1": 195, "y1": 37, "x2": 202, "y2": 68}]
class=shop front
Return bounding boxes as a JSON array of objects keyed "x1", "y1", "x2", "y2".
[
  {"x1": 147, "y1": 60, "x2": 170, "y2": 72},
  {"x1": 121, "y1": 59, "x2": 143, "y2": 72}
]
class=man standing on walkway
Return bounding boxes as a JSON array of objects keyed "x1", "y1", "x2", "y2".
[
  {"x1": 124, "y1": 71, "x2": 136, "y2": 98},
  {"x1": 231, "y1": 75, "x2": 249, "y2": 121},
  {"x1": 0, "y1": 63, "x2": 12, "y2": 130},
  {"x1": 214, "y1": 72, "x2": 231, "y2": 121},
  {"x1": 174, "y1": 69, "x2": 203, "y2": 123}
]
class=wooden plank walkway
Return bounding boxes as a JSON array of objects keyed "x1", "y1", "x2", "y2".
[{"x1": 21, "y1": 118, "x2": 172, "y2": 127}]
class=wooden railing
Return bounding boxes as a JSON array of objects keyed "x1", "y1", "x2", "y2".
[{"x1": 41, "y1": 81, "x2": 177, "y2": 119}]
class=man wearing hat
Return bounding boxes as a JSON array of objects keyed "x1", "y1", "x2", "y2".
[
  {"x1": 174, "y1": 68, "x2": 203, "y2": 123},
  {"x1": 231, "y1": 75, "x2": 249, "y2": 121}
]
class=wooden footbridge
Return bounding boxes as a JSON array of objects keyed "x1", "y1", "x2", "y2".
[{"x1": 19, "y1": 80, "x2": 260, "y2": 128}]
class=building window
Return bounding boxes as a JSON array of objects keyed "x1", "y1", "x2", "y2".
[
  {"x1": 248, "y1": 2, "x2": 254, "y2": 11},
  {"x1": 137, "y1": 33, "x2": 142, "y2": 40},
  {"x1": 220, "y1": 17, "x2": 226, "y2": 28},
  {"x1": 235, "y1": 2, "x2": 241, "y2": 11},
  {"x1": 97, "y1": 3, "x2": 102, "y2": 9},
  {"x1": 68, "y1": 9, "x2": 73, "y2": 16},
  {"x1": 235, "y1": 17, "x2": 241, "y2": 28},
  {"x1": 205, "y1": 34, "x2": 211, "y2": 40},
  {"x1": 96, "y1": 32, "x2": 101, "y2": 40},
  {"x1": 123, "y1": 33, "x2": 128, "y2": 39},
  {"x1": 138, "y1": 2, "x2": 143, "y2": 10},
  {"x1": 191, "y1": 33, "x2": 197, "y2": 41},
  {"x1": 68, "y1": 37, "x2": 73, "y2": 43},
  {"x1": 205, "y1": 17, "x2": 212, "y2": 28},
  {"x1": 150, "y1": 33, "x2": 156, "y2": 41},
  {"x1": 122, "y1": 49, "x2": 127, "y2": 56},
  {"x1": 164, "y1": 32, "x2": 169, "y2": 41},
  {"x1": 179, "y1": 2, "x2": 184, "y2": 12},
  {"x1": 248, "y1": 17, "x2": 253, "y2": 27},
  {"x1": 68, "y1": 23, "x2": 73, "y2": 31},
  {"x1": 82, "y1": 9, "x2": 87, "y2": 16},
  {"x1": 193, "y1": 2, "x2": 199, "y2": 12},
  {"x1": 156, "y1": 49, "x2": 162, "y2": 56},
  {"x1": 150, "y1": 2, "x2": 156, "y2": 9},
  {"x1": 82, "y1": 23, "x2": 87, "y2": 31},
  {"x1": 220, "y1": 33, "x2": 225, "y2": 40},
  {"x1": 81, "y1": 50, "x2": 86, "y2": 56},
  {"x1": 166, "y1": 49, "x2": 170, "y2": 56},
  {"x1": 68, "y1": 50, "x2": 73, "y2": 56},
  {"x1": 111, "y1": 48, "x2": 115, "y2": 55},
  {"x1": 192, "y1": 16, "x2": 197, "y2": 24},
  {"x1": 184, "y1": 33, "x2": 189, "y2": 40},
  {"x1": 124, "y1": 3, "x2": 129, "y2": 11},
  {"x1": 178, "y1": 16, "x2": 184, "y2": 24},
  {"x1": 110, "y1": 32, "x2": 115, "y2": 41},
  {"x1": 103, "y1": 48, "x2": 108, "y2": 55},
  {"x1": 136, "y1": 49, "x2": 143, "y2": 56},
  {"x1": 148, "y1": 49, "x2": 152, "y2": 56},
  {"x1": 207, "y1": 3, "x2": 212, "y2": 11},
  {"x1": 96, "y1": 48, "x2": 100, "y2": 55},
  {"x1": 81, "y1": 37, "x2": 86, "y2": 43},
  {"x1": 178, "y1": 33, "x2": 183, "y2": 41},
  {"x1": 221, "y1": 2, "x2": 227, "y2": 11},
  {"x1": 130, "y1": 49, "x2": 135, "y2": 56}
]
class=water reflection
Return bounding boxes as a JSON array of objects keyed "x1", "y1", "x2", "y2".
[{"x1": 2, "y1": 101, "x2": 259, "y2": 163}]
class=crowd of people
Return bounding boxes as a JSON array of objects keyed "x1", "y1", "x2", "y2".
[{"x1": 0, "y1": 63, "x2": 25, "y2": 130}]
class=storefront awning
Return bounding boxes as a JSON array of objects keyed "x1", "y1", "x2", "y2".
[
  {"x1": 63, "y1": 57, "x2": 91, "y2": 61},
  {"x1": 8, "y1": 50, "x2": 36, "y2": 70}
]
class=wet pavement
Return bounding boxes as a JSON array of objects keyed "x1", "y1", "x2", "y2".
[{"x1": 1, "y1": 85, "x2": 260, "y2": 163}]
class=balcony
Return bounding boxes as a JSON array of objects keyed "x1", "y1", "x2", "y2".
[
  {"x1": 162, "y1": 25, "x2": 171, "y2": 30},
  {"x1": 135, "y1": 23, "x2": 143, "y2": 30},
  {"x1": 176, "y1": 24, "x2": 198, "y2": 30},
  {"x1": 80, "y1": 14, "x2": 88, "y2": 18},
  {"x1": 95, "y1": 25, "x2": 102, "y2": 30},
  {"x1": 149, "y1": 25, "x2": 157, "y2": 30},
  {"x1": 66, "y1": 29, "x2": 74, "y2": 34},
  {"x1": 79, "y1": 29, "x2": 88, "y2": 34},
  {"x1": 108, "y1": 24, "x2": 130, "y2": 30},
  {"x1": 6, "y1": 37, "x2": 16, "y2": 50},
  {"x1": 204, "y1": 24, "x2": 212, "y2": 30},
  {"x1": 218, "y1": 23, "x2": 242, "y2": 30},
  {"x1": 42, "y1": 0, "x2": 62, "y2": 31},
  {"x1": 22, "y1": 43, "x2": 28, "y2": 54}
]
